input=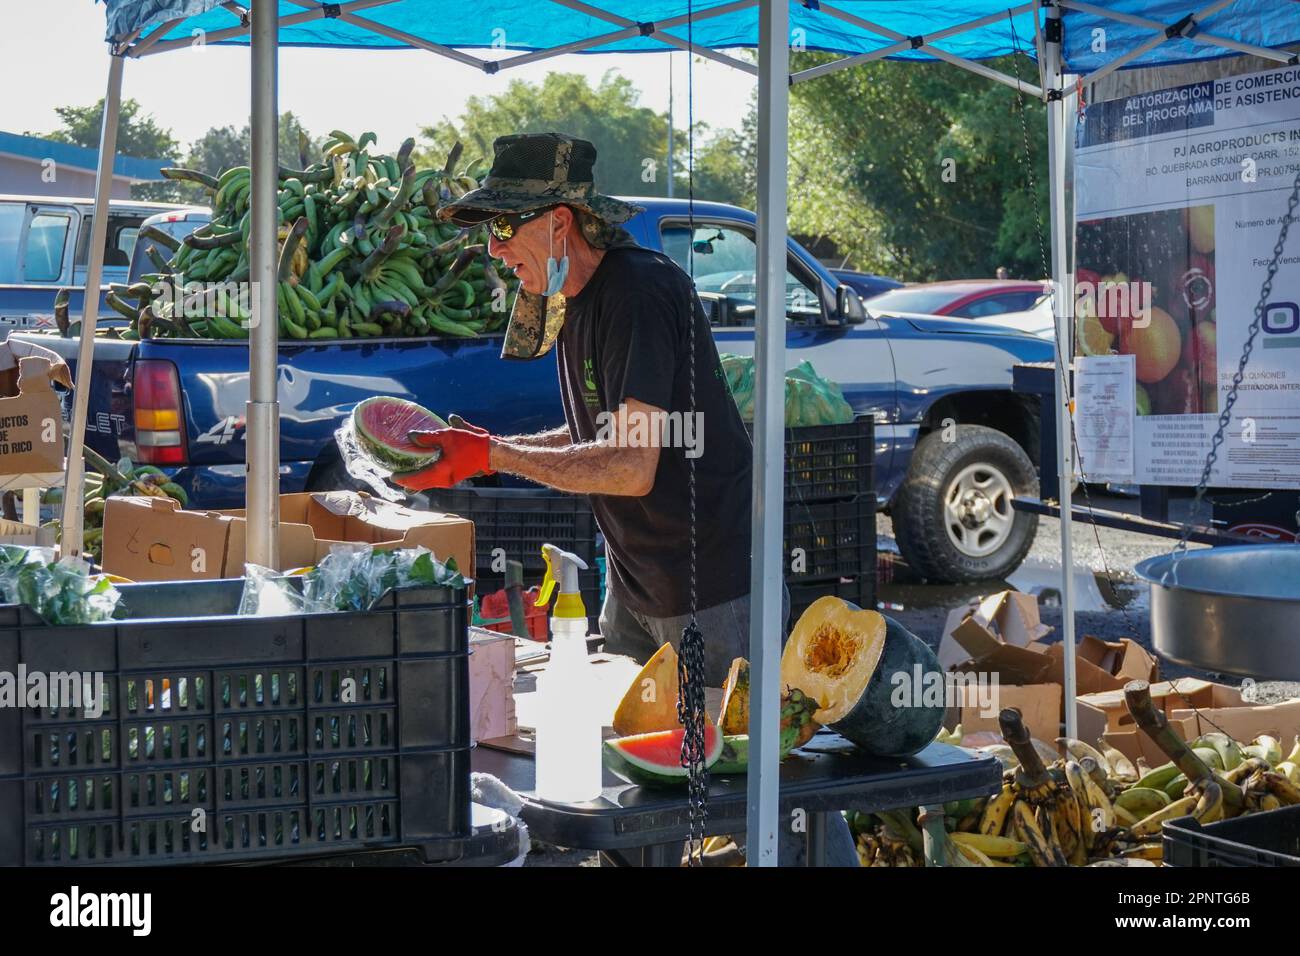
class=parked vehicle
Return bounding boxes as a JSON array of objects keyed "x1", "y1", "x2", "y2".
[
  {"x1": 829, "y1": 268, "x2": 903, "y2": 301},
  {"x1": 21, "y1": 197, "x2": 1055, "y2": 582},
  {"x1": 0, "y1": 195, "x2": 189, "y2": 331},
  {"x1": 866, "y1": 279, "x2": 1049, "y2": 320}
]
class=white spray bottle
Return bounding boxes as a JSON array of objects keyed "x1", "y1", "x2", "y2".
[{"x1": 533, "y1": 543, "x2": 602, "y2": 802}]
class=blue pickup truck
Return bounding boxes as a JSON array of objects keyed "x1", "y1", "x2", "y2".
[{"x1": 17, "y1": 197, "x2": 1055, "y2": 582}]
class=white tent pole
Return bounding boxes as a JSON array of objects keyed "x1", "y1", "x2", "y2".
[
  {"x1": 246, "y1": 0, "x2": 281, "y2": 567},
  {"x1": 60, "y1": 52, "x2": 125, "y2": 558},
  {"x1": 747, "y1": 0, "x2": 789, "y2": 868},
  {"x1": 1043, "y1": 4, "x2": 1078, "y2": 738}
]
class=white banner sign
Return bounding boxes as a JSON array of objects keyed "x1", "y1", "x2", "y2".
[{"x1": 1074, "y1": 66, "x2": 1300, "y2": 488}]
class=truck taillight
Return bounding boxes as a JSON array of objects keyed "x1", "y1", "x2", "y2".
[{"x1": 133, "y1": 359, "x2": 186, "y2": 465}]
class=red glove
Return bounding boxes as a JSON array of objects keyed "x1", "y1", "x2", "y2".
[{"x1": 392, "y1": 420, "x2": 494, "y2": 490}]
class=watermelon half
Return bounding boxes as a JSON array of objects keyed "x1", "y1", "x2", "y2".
[
  {"x1": 603, "y1": 725, "x2": 724, "y2": 787},
  {"x1": 352, "y1": 397, "x2": 448, "y2": 473}
]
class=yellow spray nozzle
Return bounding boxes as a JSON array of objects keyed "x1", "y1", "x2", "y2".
[
  {"x1": 538, "y1": 546, "x2": 558, "y2": 607},
  {"x1": 536, "y1": 543, "x2": 588, "y2": 617}
]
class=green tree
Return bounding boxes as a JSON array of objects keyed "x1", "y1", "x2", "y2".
[
  {"x1": 785, "y1": 55, "x2": 1049, "y2": 281},
  {"x1": 30, "y1": 98, "x2": 181, "y2": 201},
  {"x1": 418, "y1": 72, "x2": 676, "y2": 197},
  {"x1": 186, "y1": 112, "x2": 324, "y2": 176}
]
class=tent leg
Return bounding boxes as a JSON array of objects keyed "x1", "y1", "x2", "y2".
[
  {"x1": 60, "y1": 53, "x2": 125, "y2": 558},
  {"x1": 746, "y1": 0, "x2": 789, "y2": 868},
  {"x1": 246, "y1": 0, "x2": 281, "y2": 567},
  {"x1": 1044, "y1": 7, "x2": 1078, "y2": 738}
]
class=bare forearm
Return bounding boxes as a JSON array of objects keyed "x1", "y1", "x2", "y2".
[
  {"x1": 494, "y1": 425, "x2": 571, "y2": 448},
  {"x1": 489, "y1": 439, "x2": 656, "y2": 496}
]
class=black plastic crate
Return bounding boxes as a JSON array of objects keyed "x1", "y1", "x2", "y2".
[
  {"x1": 423, "y1": 487, "x2": 597, "y2": 573},
  {"x1": 747, "y1": 419, "x2": 875, "y2": 503},
  {"x1": 783, "y1": 496, "x2": 877, "y2": 583},
  {"x1": 1163, "y1": 807, "x2": 1300, "y2": 866},
  {"x1": 787, "y1": 575, "x2": 877, "y2": 622},
  {"x1": 0, "y1": 577, "x2": 471, "y2": 867}
]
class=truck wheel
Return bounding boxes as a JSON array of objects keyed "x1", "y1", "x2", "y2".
[{"x1": 892, "y1": 425, "x2": 1038, "y2": 583}]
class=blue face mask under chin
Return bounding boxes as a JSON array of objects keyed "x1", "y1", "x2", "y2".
[
  {"x1": 545, "y1": 213, "x2": 568, "y2": 295},
  {"x1": 545, "y1": 254, "x2": 569, "y2": 296}
]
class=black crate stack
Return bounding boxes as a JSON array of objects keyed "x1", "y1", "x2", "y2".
[
  {"x1": 422, "y1": 487, "x2": 602, "y2": 632},
  {"x1": 0, "y1": 577, "x2": 471, "y2": 866},
  {"x1": 778, "y1": 420, "x2": 878, "y2": 623}
]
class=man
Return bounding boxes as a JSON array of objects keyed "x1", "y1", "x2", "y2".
[
  {"x1": 394, "y1": 132, "x2": 763, "y2": 684},
  {"x1": 396, "y1": 133, "x2": 855, "y2": 865}
]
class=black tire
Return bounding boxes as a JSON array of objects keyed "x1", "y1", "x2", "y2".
[{"x1": 891, "y1": 424, "x2": 1038, "y2": 583}]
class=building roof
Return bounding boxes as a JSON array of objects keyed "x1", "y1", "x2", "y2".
[{"x1": 0, "y1": 130, "x2": 170, "y2": 182}]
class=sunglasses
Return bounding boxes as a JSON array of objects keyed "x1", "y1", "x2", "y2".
[{"x1": 487, "y1": 207, "x2": 551, "y2": 242}]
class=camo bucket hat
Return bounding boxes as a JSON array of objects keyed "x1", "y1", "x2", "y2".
[{"x1": 438, "y1": 133, "x2": 643, "y2": 361}]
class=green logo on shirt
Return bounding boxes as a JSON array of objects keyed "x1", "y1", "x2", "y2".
[{"x1": 583, "y1": 358, "x2": 598, "y2": 392}]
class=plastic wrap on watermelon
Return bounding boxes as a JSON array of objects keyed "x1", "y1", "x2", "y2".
[{"x1": 335, "y1": 396, "x2": 449, "y2": 502}]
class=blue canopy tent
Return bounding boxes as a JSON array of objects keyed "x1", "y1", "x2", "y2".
[{"x1": 73, "y1": 0, "x2": 1300, "y2": 865}]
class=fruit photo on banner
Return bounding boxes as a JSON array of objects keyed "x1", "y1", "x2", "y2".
[{"x1": 1075, "y1": 204, "x2": 1216, "y2": 417}]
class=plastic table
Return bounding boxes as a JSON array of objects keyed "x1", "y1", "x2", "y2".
[
  {"x1": 473, "y1": 732, "x2": 1003, "y2": 866},
  {"x1": 289, "y1": 803, "x2": 523, "y2": 867}
]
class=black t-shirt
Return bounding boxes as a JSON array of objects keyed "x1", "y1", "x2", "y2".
[{"x1": 556, "y1": 245, "x2": 753, "y2": 618}]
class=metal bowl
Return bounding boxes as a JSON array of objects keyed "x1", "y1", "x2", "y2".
[{"x1": 1134, "y1": 545, "x2": 1300, "y2": 680}]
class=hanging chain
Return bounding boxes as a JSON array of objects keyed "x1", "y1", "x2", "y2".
[
  {"x1": 677, "y1": 0, "x2": 709, "y2": 866},
  {"x1": 1170, "y1": 170, "x2": 1300, "y2": 565},
  {"x1": 1008, "y1": 14, "x2": 1140, "y2": 637}
]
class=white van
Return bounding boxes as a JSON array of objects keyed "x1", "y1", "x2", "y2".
[{"x1": 0, "y1": 194, "x2": 188, "y2": 330}]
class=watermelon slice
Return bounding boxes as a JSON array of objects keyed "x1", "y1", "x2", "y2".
[
  {"x1": 602, "y1": 725, "x2": 724, "y2": 787},
  {"x1": 352, "y1": 397, "x2": 448, "y2": 473}
]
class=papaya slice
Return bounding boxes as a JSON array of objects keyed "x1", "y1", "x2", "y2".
[
  {"x1": 612, "y1": 643, "x2": 682, "y2": 736},
  {"x1": 611, "y1": 642, "x2": 716, "y2": 735}
]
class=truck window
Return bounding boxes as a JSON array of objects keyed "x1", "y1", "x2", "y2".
[
  {"x1": 23, "y1": 212, "x2": 72, "y2": 282},
  {"x1": 0, "y1": 203, "x2": 23, "y2": 283},
  {"x1": 76, "y1": 212, "x2": 146, "y2": 269},
  {"x1": 660, "y1": 222, "x2": 822, "y2": 323}
]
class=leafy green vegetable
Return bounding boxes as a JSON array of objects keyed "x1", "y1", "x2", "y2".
[
  {"x1": 0, "y1": 546, "x2": 121, "y2": 625},
  {"x1": 301, "y1": 546, "x2": 465, "y2": 613}
]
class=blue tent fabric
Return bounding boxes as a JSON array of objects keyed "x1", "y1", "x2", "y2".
[{"x1": 101, "y1": 1, "x2": 1300, "y2": 71}]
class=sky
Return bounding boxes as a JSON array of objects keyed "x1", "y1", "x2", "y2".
[{"x1": 0, "y1": 1, "x2": 757, "y2": 158}]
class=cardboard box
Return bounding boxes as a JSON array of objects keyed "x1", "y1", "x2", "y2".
[
  {"x1": 0, "y1": 336, "x2": 70, "y2": 478},
  {"x1": 941, "y1": 591, "x2": 1157, "y2": 729},
  {"x1": 1077, "y1": 679, "x2": 1300, "y2": 764},
  {"x1": 945, "y1": 681, "x2": 1061, "y2": 745},
  {"x1": 102, "y1": 491, "x2": 474, "y2": 582},
  {"x1": 939, "y1": 591, "x2": 1050, "y2": 671},
  {"x1": 0, "y1": 518, "x2": 57, "y2": 548},
  {"x1": 468, "y1": 627, "x2": 517, "y2": 743}
]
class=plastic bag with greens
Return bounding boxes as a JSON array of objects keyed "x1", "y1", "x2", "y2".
[
  {"x1": 302, "y1": 545, "x2": 467, "y2": 613},
  {"x1": 0, "y1": 545, "x2": 121, "y2": 625},
  {"x1": 718, "y1": 354, "x2": 854, "y2": 426}
]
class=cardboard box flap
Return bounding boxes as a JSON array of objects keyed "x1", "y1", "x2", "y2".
[
  {"x1": 939, "y1": 590, "x2": 1051, "y2": 671},
  {"x1": 0, "y1": 334, "x2": 72, "y2": 390}
]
